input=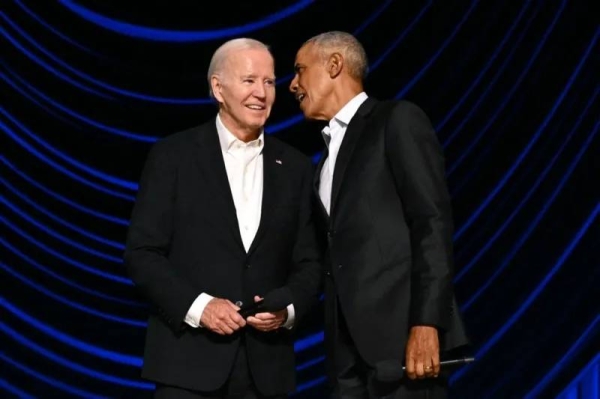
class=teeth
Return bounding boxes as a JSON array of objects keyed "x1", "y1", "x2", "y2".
[
  {"x1": 297, "y1": 94, "x2": 305, "y2": 102},
  {"x1": 247, "y1": 105, "x2": 264, "y2": 110}
]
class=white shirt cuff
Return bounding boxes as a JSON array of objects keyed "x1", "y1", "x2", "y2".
[
  {"x1": 184, "y1": 293, "x2": 214, "y2": 328},
  {"x1": 282, "y1": 303, "x2": 295, "y2": 329}
]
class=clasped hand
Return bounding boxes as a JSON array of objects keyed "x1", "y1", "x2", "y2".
[{"x1": 200, "y1": 296, "x2": 286, "y2": 335}]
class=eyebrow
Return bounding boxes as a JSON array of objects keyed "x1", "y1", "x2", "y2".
[{"x1": 241, "y1": 74, "x2": 276, "y2": 80}]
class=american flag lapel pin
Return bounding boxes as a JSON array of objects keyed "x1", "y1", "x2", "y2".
[{"x1": 275, "y1": 159, "x2": 282, "y2": 165}]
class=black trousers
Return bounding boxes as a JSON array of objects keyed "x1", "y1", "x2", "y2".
[
  {"x1": 154, "y1": 339, "x2": 286, "y2": 399},
  {"x1": 327, "y1": 289, "x2": 448, "y2": 399}
]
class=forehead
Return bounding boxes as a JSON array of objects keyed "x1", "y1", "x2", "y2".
[
  {"x1": 227, "y1": 48, "x2": 274, "y2": 73},
  {"x1": 296, "y1": 43, "x2": 320, "y2": 63}
]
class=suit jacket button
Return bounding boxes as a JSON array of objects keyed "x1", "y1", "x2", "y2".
[
  {"x1": 235, "y1": 301, "x2": 243, "y2": 307},
  {"x1": 338, "y1": 264, "x2": 342, "y2": 269},
  {"x1": 245, "y1": 263, "x2": 251, "y2": 269}
]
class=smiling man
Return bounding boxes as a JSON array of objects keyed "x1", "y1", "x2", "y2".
[
  {"x1": 125, "y1": 38, "x2": 322, "y2": 399},
  {"x1": 290, "y1": 31, "x2": 469, "y2": 399}
]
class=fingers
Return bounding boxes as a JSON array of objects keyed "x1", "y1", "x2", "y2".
[
  {"x1": 201, "y1": 298, "x2": 246, "y2": 335},
  {"x1": 405, "y1": 326, "x2": 440, "y2": 380},
  {"x1": 246, "y1": 311, "x2": 284, "y2": 331}
]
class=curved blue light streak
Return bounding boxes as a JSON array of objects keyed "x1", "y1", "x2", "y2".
[
  {"x1": 1, "y1": 177, "x2": 125, "y2": 250},
  {"x1": 0, "y1": 156, "x2": 129, "y2": 226},
  {"x1": 445, "y1": 0, "x2": 566, "y2": 172},
  {"x1": 0, "y1": 237, "x2": 142, "y2": 306},
  {"x1": 296, "y1": 355, "x2": 325, "y2": 372},
  {"x1": 265, "y1": 114, "x2": 305, "y2": 134},
  {"x1": 395, "y1": 0, "x2": 480, "y2": 99},
  {"x1": 455, "y1": 86, "x2": 599, "y2": 284},
  {"x1": 0, "y1": 121, "x2": 137, "y2": 201},
  {"x1": 1, "y1": 69, "x2": 157, "y2": 143},
  {"x1": 451, "y1": 201, "x2": 600, "y2": 383},
  {"x1": 0, "y1": 262, "x2": 146, "y2": 327},
  {"x1": 1, "y1": 298, "x2": 143, "y2": 365},
  {"x1": 58, "y1": 0, "x2": 314, "y2": 42},
  {"x1": 14, "y1": 0, "x2": 94, "y2": 54},
  {"x1": 461, "y1": 115, "x2": 599, "y2": 309},
  {"x1": 0, "y1": 378, "x2": 35, "y2": 399},
  {"x1": 0, "y1": 318, "x2": 153, "y2": 388},
  {"x1": 525, "y1": 320, "x2": 600, "y2": 399},
  {"x1": 369, "y1": 0, "x2": 433, "y2": 72},
  {"x1": 1, "y1": 196, "x2": 124, "y2": 263},
  {"x1": 1, "y1": 353, "x2": 106, "y2": 399},
  {"x1": 436, "y1": 1, "x2": 533, "y2": 133},
  {"x1": 1, "y1": 59, "x2": 81, "y2": 128},
  {"x1": 293, "y1": 376, "x2": 327, "y2": 394},
  {"x1": 294, "y1": 331, "x2": 324, "y2": 352},
  {"x1": 353, "y1": 0, "x2": 394, "y2": 35},
  {"x1": 2, "y1": 13, "x2": 211, "y2": 105},
  {"x1": 454, "y1": 25, "x2": 597, "y2": 240},
  {"x1": 2, "y1": 216, "x2": 133, "y2": 285},
  {"x1": 0, "y1": 107, "x2": 138, "y2": 191},
  {"x1": 1, "y1": 25, "x2": 114, "y2": 99}
]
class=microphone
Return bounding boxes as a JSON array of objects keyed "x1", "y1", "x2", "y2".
[
  {"x1": 237, "y1": 287, "x2": 293, "y2": 318},
  {"x1": 375, "y1": 357, "x2": 475, "y2": 383}
]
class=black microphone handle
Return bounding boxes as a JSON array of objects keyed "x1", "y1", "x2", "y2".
[{"x1": 401, "y1": 356, "x2": 475, "y2": 370}]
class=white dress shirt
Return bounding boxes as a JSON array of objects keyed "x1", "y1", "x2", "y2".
[
  {"x1": 184, "y1": 115, "x2": 295, "y2": 329},
  {"x1": 319, "y1": 92, "x2": 369, "y2": 214}
]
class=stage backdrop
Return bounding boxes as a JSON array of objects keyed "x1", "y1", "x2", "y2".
[{"x1": 2, "y1": 1, "x2": 598, "y2": 398}]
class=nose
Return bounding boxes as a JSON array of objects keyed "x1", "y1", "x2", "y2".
[
  {"x1": 289, "y1": 76, "x2": 298, "y2": 93},
  {"x1": 253, "y1": 82, "x2": 266, "y2": 98}
]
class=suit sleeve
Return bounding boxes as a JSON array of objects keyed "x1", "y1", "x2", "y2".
[
  {"x1": 283, "y1": 157, "x2": 323, "y2": 324},
  {"x1": 384, "y1": 101, "x2": 454, "y2": 331},
  {"x1": 124, "y1": 141, "x2": 199, "y2": 331}
]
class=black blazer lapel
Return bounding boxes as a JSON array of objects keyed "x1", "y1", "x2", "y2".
[
  {"x1": 330, "y1": 98, "x2": 378, "y2": 214},
  {"x1": 194, "y1": 121, "x2": 245, "y2": 251},
  {"x1": 247, "y1": 135, "x2": 283, "y2": 255}
]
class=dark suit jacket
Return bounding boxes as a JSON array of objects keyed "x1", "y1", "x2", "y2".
[
  {"x1": 315, "y1": 98, "x2": 469, "y2": 367},
  {"x1": 124, "y1": 118, "x2": 322, "y2": 395}
]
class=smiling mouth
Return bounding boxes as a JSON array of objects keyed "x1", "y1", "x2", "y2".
[
  {"x1": 246, "y1": 104, "x2": 266, "y2": 110},
  {"x1": 295, "y1": 93, "x2": 306, "y2": 103}
]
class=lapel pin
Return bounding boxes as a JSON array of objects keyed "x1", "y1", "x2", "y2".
[{"x1": 275, "y1": 159, "x2": 282, "y2": 165}]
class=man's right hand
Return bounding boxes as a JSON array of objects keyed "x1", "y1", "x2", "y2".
[{"x1": 200, "y1": 298, "x2": 246, "y2": 335}]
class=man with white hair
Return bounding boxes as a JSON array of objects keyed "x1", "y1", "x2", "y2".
[{"x1": 125, "y1": 38, "x2": 322, "y2": 399}]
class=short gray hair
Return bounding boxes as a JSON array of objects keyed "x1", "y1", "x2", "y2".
[
  {"x1": 304, "y1": 31, "x2": 368, "y2": 80},
  {"x1": 207, "y1": 38, "x2": 272, "y2": 98}
]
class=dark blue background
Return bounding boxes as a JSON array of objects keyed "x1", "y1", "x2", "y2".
[{"x1": 2, "y1": 1, "x2": 598, "y2": 398}]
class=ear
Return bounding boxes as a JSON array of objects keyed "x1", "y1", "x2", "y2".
[
  {"x1": 211, "y1": 75, "x2": 224, "y2": 103},
  {"x1": 327, "y1": 53, "x2": 344, "y2": 78}
]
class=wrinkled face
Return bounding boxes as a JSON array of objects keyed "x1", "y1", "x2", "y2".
[
  {"x1": 289, "y1": 43, "x2": 333, "y2": 121},
  {"x1": 212, "y1": 48, "x2": 275, "y2": 137}
]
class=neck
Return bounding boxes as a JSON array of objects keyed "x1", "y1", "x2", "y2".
[
  {"x1": 324, "y1": 81, "x2": 363, "y2": 120},
  {"x1": 219, "y1": 112, "x2": 261, "y2": 142}
]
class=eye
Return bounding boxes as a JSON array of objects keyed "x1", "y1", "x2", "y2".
[
  {"x1": 243, "y1": 78, "x2": 255, "y2": 84},
  {"x1": 265, "y1": 79, "x2": 275, "y2": 86}
]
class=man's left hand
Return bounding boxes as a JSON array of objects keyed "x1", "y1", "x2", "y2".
[
  {"x1": 246, "y1": 296, "x2": 287, "y2": 332},
  {"x1": 405, "y1": 325, "x2": 440, "y2": 380}
]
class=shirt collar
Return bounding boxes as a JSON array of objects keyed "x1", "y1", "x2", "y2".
[
  {"x1": 331, "y1": 91, "x2": 368, "y2": 126},
  {"x1": 216, "y1": 114, "x2": 264, "y2": 152},
  {"x1": 321, "y1": 92, "x2": 368, "y2": 145}
]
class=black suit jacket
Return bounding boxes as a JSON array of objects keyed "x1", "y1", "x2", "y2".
[
  {"x1": 315, "y1": 98, "x2": 469, "y2": 366},
  {"x1": 124, "y1": 118, "x2": 322, "y2": 395}
]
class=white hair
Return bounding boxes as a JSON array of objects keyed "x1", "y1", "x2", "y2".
[{"x1": 207, "y1": 38, "x2": 272, "y2": 97}]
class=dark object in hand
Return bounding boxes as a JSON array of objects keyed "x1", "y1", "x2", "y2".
[{"x1": 238, "y1": 299, "x2": 265, "y2": 318}]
